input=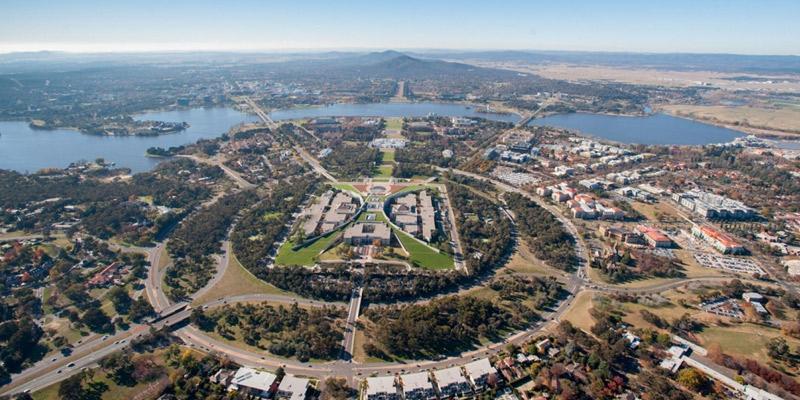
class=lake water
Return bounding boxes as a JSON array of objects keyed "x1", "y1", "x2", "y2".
[
  {"x1": 529, "y1": 112, "x2": 744, "y2": 145},
  {"x1": 0, "y1": 107, "x2": 257, "y2": 173},
  {"x1": 269, "y1": 102, "x2": 521, "y2": 123}
]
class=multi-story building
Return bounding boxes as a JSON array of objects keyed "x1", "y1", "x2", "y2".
[
  {"x1": 692, "y1": 225, "x2": 747, "y2": 254},
  {"x1": 673, "y1": 189, "x2": 757, "y2": 220}
]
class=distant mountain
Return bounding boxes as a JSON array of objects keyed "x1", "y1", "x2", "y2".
[
  {"x1": 340, "y1": 51, "x2": 521, "y2": 79},
  {"x1": 413, "y1": 50, "x2": 800, "y2": 74}
]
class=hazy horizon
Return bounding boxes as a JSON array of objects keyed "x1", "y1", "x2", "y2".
[{"x1": 2, "y1": 0, "x2": 799, "y2": 56}]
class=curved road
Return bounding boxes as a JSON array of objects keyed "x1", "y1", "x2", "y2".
[{"x1": 1, "y1": 151, "x2": 766, "y2": 396}]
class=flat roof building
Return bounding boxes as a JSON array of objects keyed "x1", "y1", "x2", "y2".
[
  {"x1": 365, "y1": 376, "x2": 400, "y2": 400},
  {"x1": 344, "y1": 222, "x2": 391, "y2": 246},
  {"x1": 400, "y1": 372, "x2": 435, "y2": 400},
  {"x1": 227, "y1": 367, "x2": 277, "y2": 399},
  {"x1": 464, "y1": 358, "x2": 497, "y2": 390},
  {"x1": 276, "y1": 376, "x2": 310, "y2": 400},
  {"x1": 433, "y1": 367, "x2": 471, "y2": 398}
]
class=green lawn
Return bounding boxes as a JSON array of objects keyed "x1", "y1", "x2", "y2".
[
  {"x1": 358, "y1": 212, "x2": 387, "y2": 222},
  {"x1": 393, "y1": 229, "x2": 454, "y2": 270},
  {"x1": 381, "y1": 150, "x2": 396, "y2": 163},
  {"x1": 375, "y1": 165, "x2": 393, "y2": 179},
  {"x1": 275, "y1": 231, "x2": 341, "y2": 266},
  {"x1": 384, "y1": 118, "x2": 403, "y2": 131},
  {"x1": 332, "y1": 183, "x2": 360, "y2": 194}
]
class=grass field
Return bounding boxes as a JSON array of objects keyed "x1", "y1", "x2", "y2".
[
  {"x1": 384, "y1": 118, "x2": 403, "y2": 131},
  {"x1": 562, "y1": 291, "x2": 596, "y2": 333},
  {"x1": 505, "y1": 244, "x2": 562, "y2": 277},
  {"x1": 275, "y1": 231, "x2": 341, "y2": 266},
  {"x1": 375, "y1": 165, "x2": 393, "y2": 179},
  {"x1": 331, "y1": 183, "x2": 361, "y2": 194},
  {"x1": 193, "y1": 250, "x2": 289, "y2": 305},
  {"x1": 381, "y1": 150, "x2": 396, "y2": 163},
  {"x1": 393, "y1": 229, "x2": 453, "y2": 270},
  {"x1": 695, "y1": 324, "x2": 800, "y2": 366},
  {"x1": 661, "y1": 104, "x2": 800, "y2": 135}
]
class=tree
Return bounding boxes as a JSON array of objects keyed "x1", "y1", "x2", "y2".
[
  {"x1": 322, "y1": 377, "x2": 355, "y2": 400},
  {"x1": 676, "y1": 367, "x2": 707, "y2": 392},
  {"x1": 58, "y1": 374, "x2": 85, "y2": 400},
  {"x1": 107, "y1": 286, "x2": 132, "y2": 314},
  {"x1": 128, "y1": 297, "x2": 155, "y2": 322},
  {"x1": 81, "y1": 307, "x2": 113, "y2": 333},
  {"x1": 100, "y1": 351, "x2": 135, "y2": 385},
  {"x1": 767, "y1": 337, "x2": 790, "y2": 361}
]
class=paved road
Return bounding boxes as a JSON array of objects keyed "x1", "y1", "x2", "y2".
[
  {"x1": 177, "y1": 154, "x2": 255, "y2": 190},
  {"x1": 145, "y1": 243, "x2": 171, "y2": 313},
  {"x1": 190, "y1": 240, "x2": 232, "y2": 304},
  {"x1": 341, "y1": 287, "x2": 364, "y2": 362},
  {"x1": 5, "y1": 160, "x2": 763, "y2": 396},
  {"x1": 294, "y1": 145, "x2": 338, "y2": 182},
  {"x1": 242, "y1": 96, "x2": 278, "y2": 130}
]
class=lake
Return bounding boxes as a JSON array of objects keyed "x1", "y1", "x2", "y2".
[
  {"x1": 529, "y1": 112, "x2": 744, "y2": 145},
  {"x1": 269, "y1": 102, "x2": 521, "y2": 123},
  {"x1": 0, "y1": 107, "x2": 257, "y2": 173}
]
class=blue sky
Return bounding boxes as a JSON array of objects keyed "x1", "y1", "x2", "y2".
[{"x1": 1, "y1": 0, "x2": 798, "y2": 55}]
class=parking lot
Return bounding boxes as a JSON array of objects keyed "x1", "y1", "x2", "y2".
[{"x1": 694, "y1": 252, "x2": 765, "y2": 275}]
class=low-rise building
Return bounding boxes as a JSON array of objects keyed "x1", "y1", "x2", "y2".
[
  {"x1": 365, "y1": 376, "x2": 400, "y2": 400},
  {"x1": 227, "y1": 367, "x2": 277, "y2": 399},
  {"x1": 276, "y1": 376, "x2": 310, "y2": 400},
  {"x1": 433, "y1": 367, "x2": 471, "y2": 398},
  {"x1": 343, "y1": 222, "x2": 391, "y2": 246},
  {"x1": 637, "y1": 225, "x2": 673, "y2": 248},
  {"x1": 464, "y1": 358, "x2": 497, "y2": 391},
  {"x1": 400, "y1": 372, "x2": 435, "y2": 400}
]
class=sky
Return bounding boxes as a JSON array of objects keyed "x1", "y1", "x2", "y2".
[{"x1": 1, "y1": 0, "x2": 799, "y2": 55}]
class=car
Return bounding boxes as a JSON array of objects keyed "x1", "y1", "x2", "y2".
[
  {"x1": 102, "y1": 335, "x2": 109, "y2": 340},
  {"x1": 114, "y1": 341, "x2": 119, "y2": 345},
  {"x1": 51, "y1": 358, "x2": 57, "y2": 362},
  {"x1": 57, "y1": 370, "x2": 62, "y2": 374},
  {"x1": 67, "y1": 363, "x2": 75, "y2": 368}
]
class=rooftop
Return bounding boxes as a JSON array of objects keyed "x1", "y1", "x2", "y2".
[
  {"x1": 366, "y1": 376, "x2": 397, "y2": 396},
  {"x1": 464, "y1": 358, "x2": 497, "y2": 378},
  {"x1": 433, "y1": 367, "x2": 467, "y2": 387},
  {"x1": 228, "y1": 367, "x2": 277, "y2": 393}
]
